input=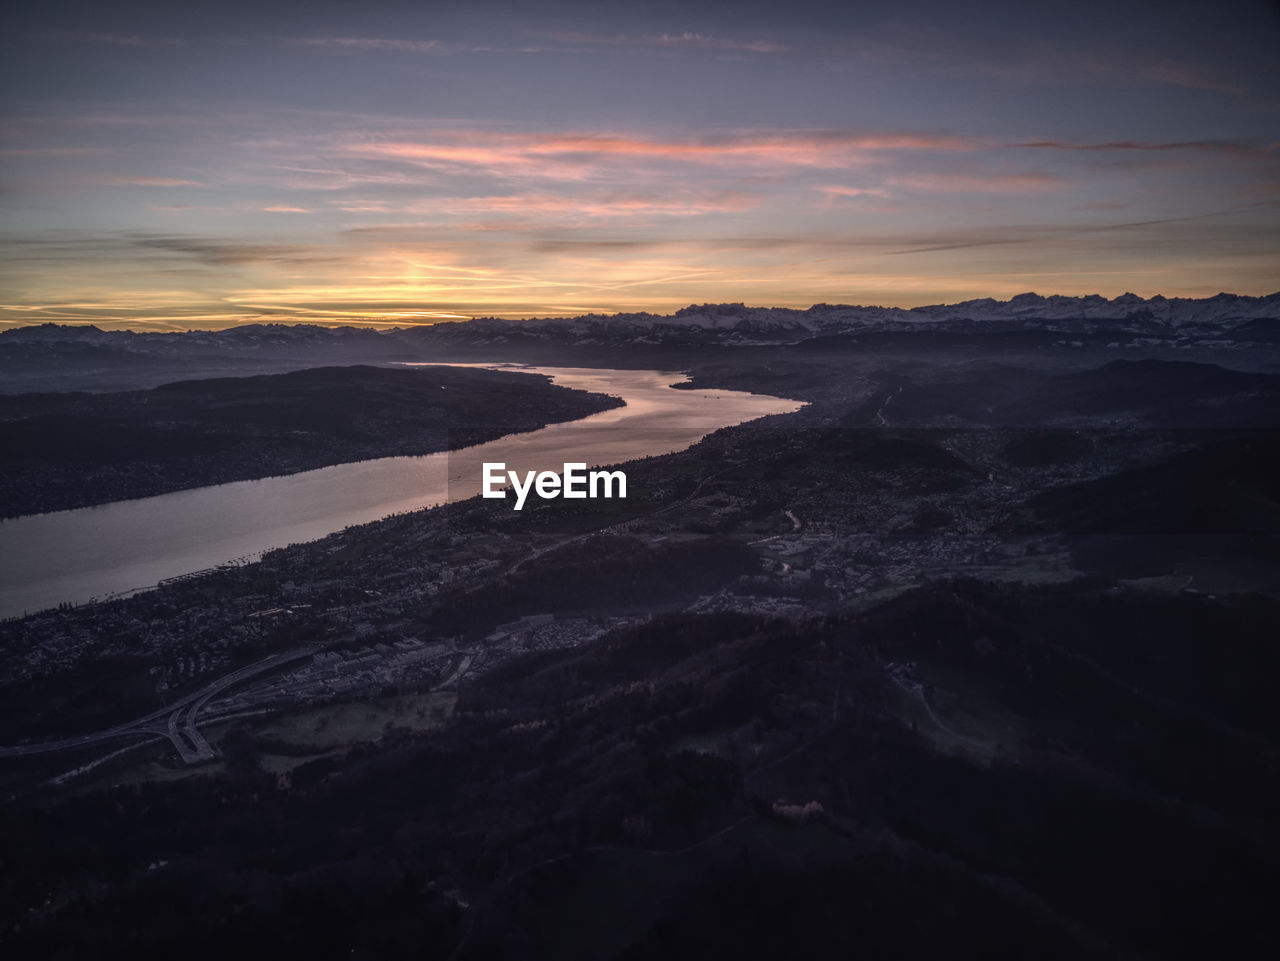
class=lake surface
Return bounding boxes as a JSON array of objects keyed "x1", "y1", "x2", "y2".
[{"x1": 0, "y1": 365, "x2": 803, "y2": 619}]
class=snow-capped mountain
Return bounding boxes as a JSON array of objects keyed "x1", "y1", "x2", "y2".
[
  {"x1": 393, "y1": 291, "x2": 1280, "y2": 349},
  {"x1": 2, "y1": 293, "x2": 1278, "y2": 388}
]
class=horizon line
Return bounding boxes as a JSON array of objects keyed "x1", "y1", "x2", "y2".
[{"x1": 2, "y1": 288, "x2": 1279, "y2": 333}]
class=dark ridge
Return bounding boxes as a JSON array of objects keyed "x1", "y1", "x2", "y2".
[{"x1": 0, "y1": 365, "x2": 621, "y2": 518}]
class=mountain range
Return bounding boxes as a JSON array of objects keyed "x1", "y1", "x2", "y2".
[{"x1": 4, "y1": 291, "x2": 1279, "y2": 393}]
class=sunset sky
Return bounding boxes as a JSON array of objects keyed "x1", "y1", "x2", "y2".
[{"x1": 2, "y1": 0, "x2": 1278, "y2": 329}]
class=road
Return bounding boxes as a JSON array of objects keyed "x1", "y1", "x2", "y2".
[
  {"x1": 0, "y1": 645, "x2": 317, "y2": 764},
  {"x1": 874, "y1": 386, "x2": 903, "y2": 426},
  {"x1": 750, "y1": 509, "x2": 802, "y2": 546}
]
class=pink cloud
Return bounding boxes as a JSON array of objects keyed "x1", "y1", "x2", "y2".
[
  {"x1": 342, "y1": 130, "x2": 976, "y2": 181},
  {"x1": 442, "y1": 191, "x2": 760, "y2": 218},
  {"x1": 332, "y1": 201, "x2": 393, "y2": 213},
  {"x1": 328, "y1": 190, "x2": 759, "y2": 223},
  {"x1": 815, "y1": 184, "x2": 891, "y2": 207},
  {"x1": 814, "y1": 185, "x2": 895, "y2": 213}
]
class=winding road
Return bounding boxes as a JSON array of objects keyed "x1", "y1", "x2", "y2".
[{"x1": 0, "y1": 646, "x2": 317, "y2": 765}]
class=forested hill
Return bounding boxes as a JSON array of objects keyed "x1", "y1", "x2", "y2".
[{"x1": 0, "y1": 365, "x2": 622, "y2": 518}]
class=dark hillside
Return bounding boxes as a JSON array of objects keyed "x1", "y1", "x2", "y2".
[{"x1": 0, "y1": 365, "x2": 621, "y2": 517}]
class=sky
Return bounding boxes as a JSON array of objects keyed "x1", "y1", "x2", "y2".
[{"x1": 2, "y1": 0, "x2": 1278, "y2": 329}]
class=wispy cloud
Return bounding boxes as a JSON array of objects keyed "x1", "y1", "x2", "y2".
[
  {"x1": 530, "y1": 31, "x2": 788, "y2": 55},
  {"x1": 103, "y1": 176, "x2": 205, "y2": 187},
  {"x1": 37, "y1": 31, "x2": 186, "y2": 48},
  {"x1": 0, "y1": 147, "x2": 111, "y2": 158},
  {"x1": 1127, "y1": 61, "x2": 1247, "y2": 97},
  {"x1": 886, "y1": 171, "x2": 1066, "y2": 193},
  {"x1": 816, "y1": 185, "x2": 889, "y2": 196},
  {"x1": 813, "y1": 184, "x2": 894, "y2": 211},
  {"x1": 996, "y1": 51, "x2": 1248, "y2": 97},
  {"x1": 339, "y1": 129, "x2": 976, "y2": 183},
  {"x1": 823, "y1": 38, "x2": 1246, "y2": 97},
  {"x1": 85, "y1": 33, "x2": 186, "y2": 48},
  {"x1": 1014, "y1": 139, "x2": 1274, "y2": 161},
  {"x1": 290, "y1": 37, "x2": 447, "y2": 54},
  {"x1": 129, "y1": 233, "x2": 338, "y2": 268},
  {"x1": 0, "y1": 232, "x2": 337, "y2": 271},
  {"x1": 436, "y1": 190, "x2": 759, "y2": 218}
]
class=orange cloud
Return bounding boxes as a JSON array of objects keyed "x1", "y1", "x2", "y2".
[
  {"x1": 423, "y1": 191, "x2": 760, "y2": 218},
  {"x1": 815, "y1": 184, "x2": 891, "y2": 209}
]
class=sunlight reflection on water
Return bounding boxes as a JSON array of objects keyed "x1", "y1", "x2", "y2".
[{"x1": 0, "y1": 365, "x2": 803, "y2": 618}]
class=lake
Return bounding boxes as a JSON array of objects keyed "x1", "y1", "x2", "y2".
[{"x1": 0, "y1": 365, "x2": 803, "y2": 619}]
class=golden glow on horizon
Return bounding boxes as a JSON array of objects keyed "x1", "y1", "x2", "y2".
[{"x1": 4, "y1": 260, "x2": 1271, "y2": 331}]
